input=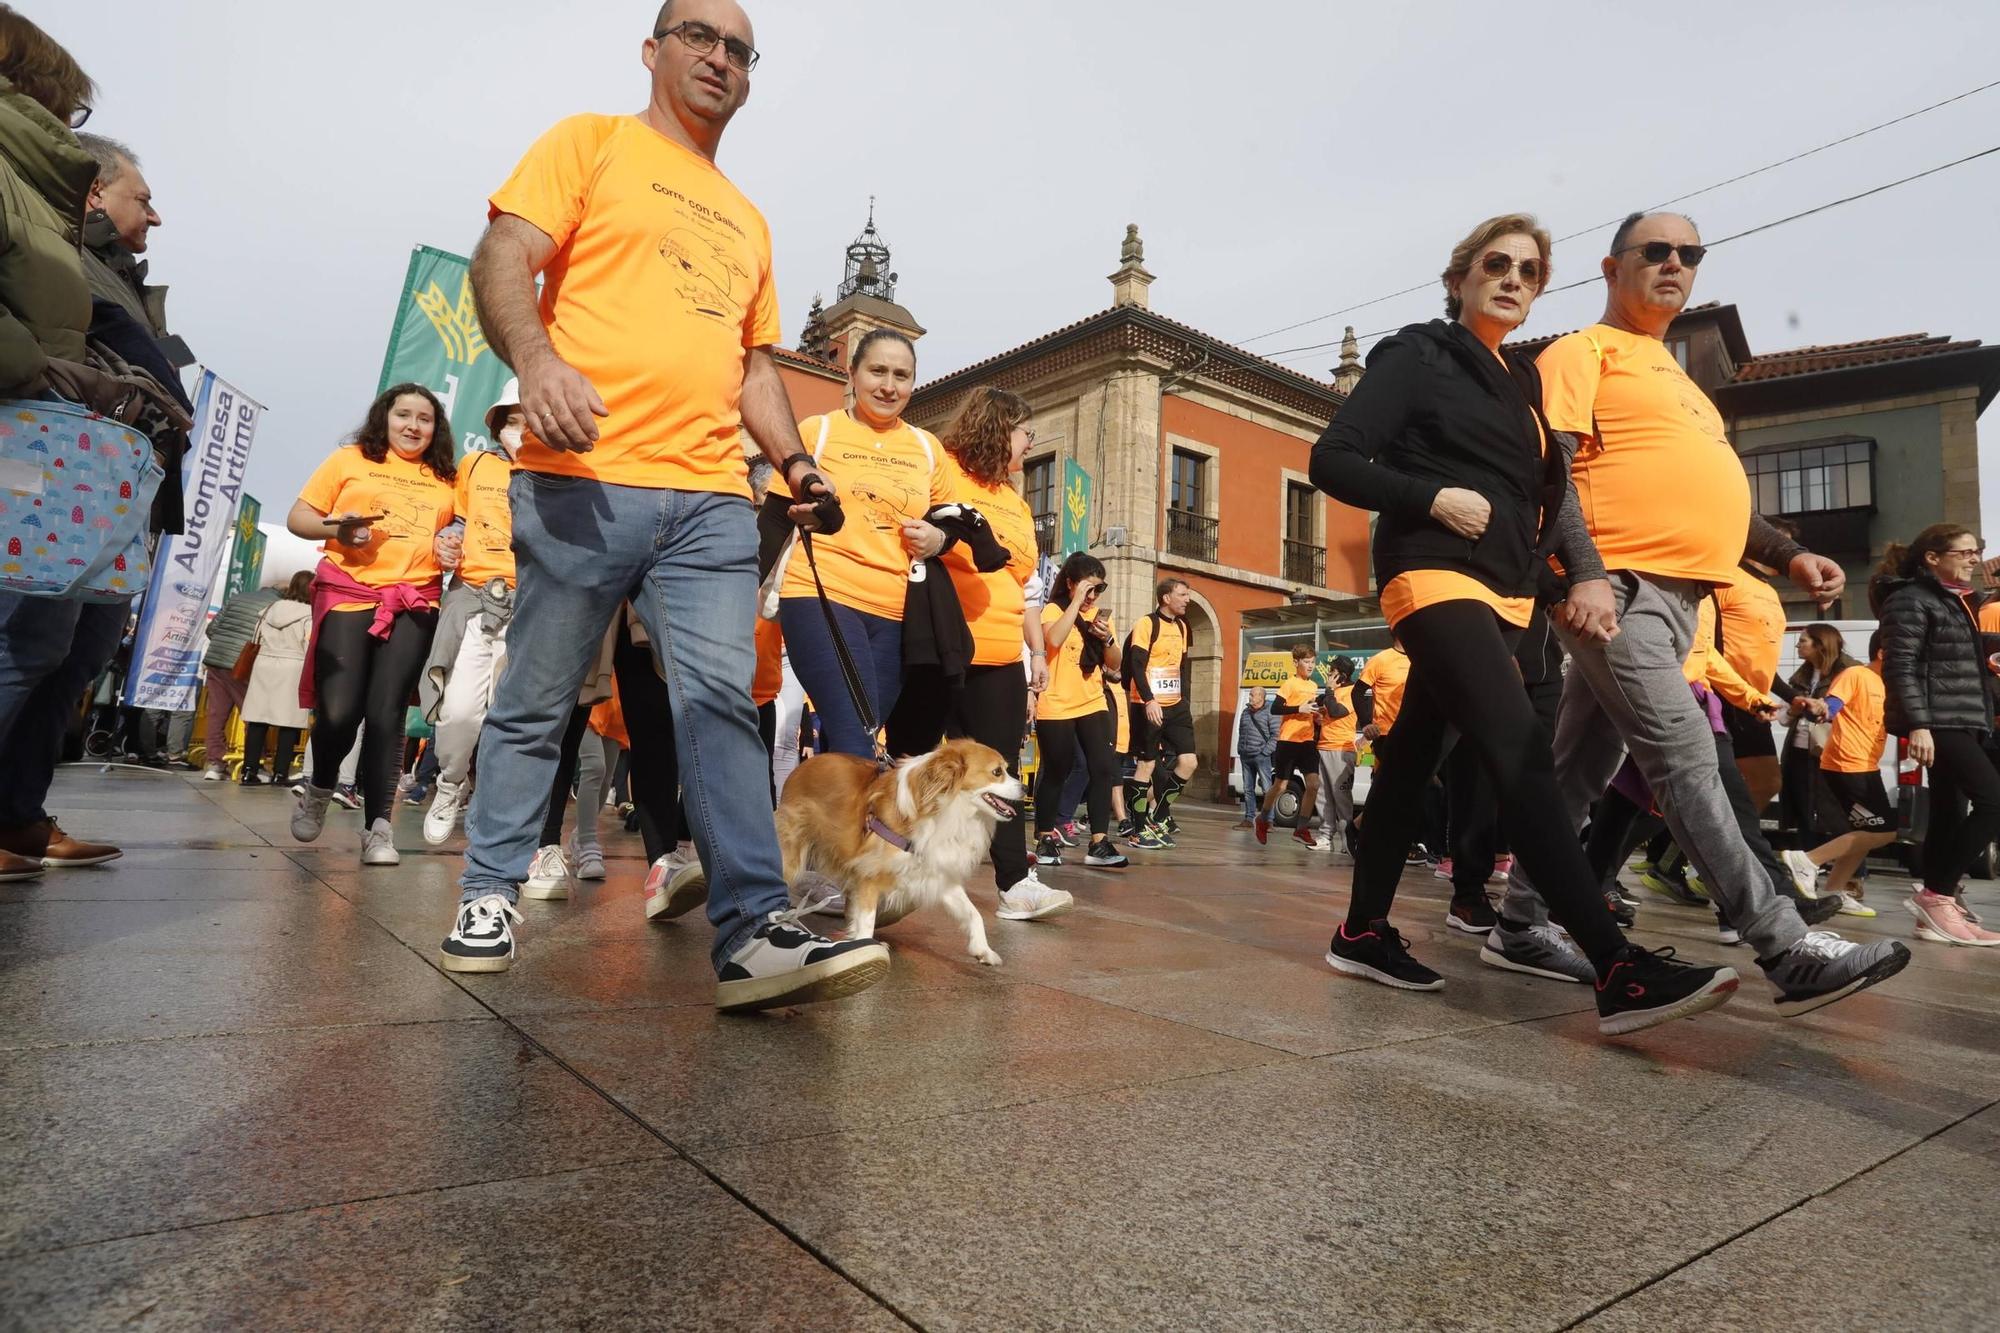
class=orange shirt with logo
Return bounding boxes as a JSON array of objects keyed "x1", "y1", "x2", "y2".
[
  {"x1": 488, "y1": 115, "x2": 781, "y2": 495},
  {"x1": 1360, "y1": 647, "x2": 1410, "y2": 735},
  {"x1": 1126, "y1": 613, "x2": 1188, "y2": 705},
  {"x1": 452, "y1": 449, "x2": 516, "y2": 588},
  {"x1": 1318, "y1": 683, "x2": 1357, "y2": 751},
  {"x1": 776, "y1": 412, "x2": 950, "y2": 620},
  {"x1": 938, "y1": 453, "x2": 1037, "y2": 668},
  {"x1": 1038, "y1": 603, "x2": 1115, "y2": 721},
  {"x1": 298, "y1": 446, "x2": 455, "y2": 610},
  {"x1": 1537, "y1": 324, "x2": 1751, "y2": 585},
  {"x1": 1276, "y1": 674, "x2": 1320, "y2": 744},
  {"x1": 1820, "y1": 662, "x2": 1887, "y2": 774}
]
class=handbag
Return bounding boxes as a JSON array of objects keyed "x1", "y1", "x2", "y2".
[
  {"x1": 232, "y1": 641, "x2": 260, "y2": 683},
  {"x1": 0, "y1": 400, "x2": 163, "y2": 601}
]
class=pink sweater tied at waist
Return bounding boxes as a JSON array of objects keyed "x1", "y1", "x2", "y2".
[{"x1": 298, "y1": 558, "x2": 443, "y2": 708}]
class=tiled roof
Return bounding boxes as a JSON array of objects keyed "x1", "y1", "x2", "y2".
[
  {"x1": 770, "y1": 345, "x2": 842, "y2": 377},
  {"x1": 1731, "y1": 333, "x2": 1984, "y2": 384}
]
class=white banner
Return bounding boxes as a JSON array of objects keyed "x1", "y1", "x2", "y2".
[{"x1": 125, "y1": 369, "x2": 264, "y2": 710}]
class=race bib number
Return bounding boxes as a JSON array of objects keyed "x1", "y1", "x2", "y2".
[{"x1": 1147, "y1": 667, "x2": 1181, "y2": 699}]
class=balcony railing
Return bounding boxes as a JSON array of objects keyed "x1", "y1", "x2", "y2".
[
  {"x1": 1166, "y1": 508, "x2": 1218, "y2": 563},
  {"x1": 1033, "y1": 511, "x2": 1059, "y2": 556},
  {"x1": 1282, "y1": 538, "x2": 1325, "y2": 587}
]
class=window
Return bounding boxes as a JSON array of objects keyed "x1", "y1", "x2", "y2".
[
  {"x1": 1666, "y1": 336, "x2": 1690, "y2": 371},
  {"x1": 1170, "y1": 448, "x2": 1207, "y2": 517},
  {"x1": 1744, "y1": 438, "x2": 1875, "y2": 516},
  {"x1": 1024, "y1": 456, "x2": 1058, "y2": 554},
  {"x1": 1283, "y1": 481, "x2": 1324, "y2": 585}
]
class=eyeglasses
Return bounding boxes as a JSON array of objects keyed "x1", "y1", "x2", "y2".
[
  {"x1": 1020, "y1": 426, "x2": 1037, "y2": 444},
  {"x1": 656, "y1": 20, "x2": 760, "y2": 72},
  {"x1": 1479, "y1": 252, "x2": 1545, "y2": 287},
  {"x1": 68, "y1": 104, "x2": 91, "y2": 129},
  {"x1": 1617, "y1": 240, "x2": 1707, "y2": 268},
  {"x1": 1941, "y1": 544, "x2": 1984, "y2": 557}
]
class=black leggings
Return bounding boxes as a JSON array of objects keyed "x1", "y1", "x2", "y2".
[
  {"x1": 309, "y1": 608, "x2": 438, "y2": 824},
  {"x1": 1919, "y1": 729, "x2": 2000, "y2": 892},
  {"x1": 1346, "y1": 600, "x2": 1626, "y2": 967},
  {"x1": 1773, "y1": 742, "x2": 1820, "y2": 850},
  {"x1": 241, "y1": 723, "x2": 301, "y2": 780},
  {"x1": 1035, "y1": 709, "x2": 1117, "y2": 840},
  {"x1": 886, "y1": 663, "x2": 1031, "y2": 893},
  {"x1": 610, "y1": 622, "x2": 685, "y2": 863},
  {"x1": 540, "y1": 705, "x2": 593, "y2": 848}
]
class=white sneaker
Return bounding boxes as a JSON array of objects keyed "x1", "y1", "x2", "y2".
[
  {"x1": 644, "y1": 849, "x2": 708, "y2": 921},
  {"x1": 522, "y1": 844, "x2": 570, "y2": 900},
  {"x1": 422, "y1": 778, "x2": 469, "y2": 845},
  {"x1": 361, "y1": 818, "x2": 400, "y2": 866},
  {"x1": 439, "y1": 894, "x2": 523, "y2": 972},
  {"x1": 202, "y1": 763, "x2": 226, "y2": 781},
  {"x1": 1312, "y1": 835, "x2": 1334, "y2": 851},
  {"x1": 715, "y1": 905, "x2": 890, "y2": 1012},
  {"x1": 997, "y1": 871, "x2": 1074, "y2": 921},
  {"x1": 1781, "y1": 849, "x2": 1821, "y2": 897},
  {"x1": 574, "y1": 847, "x2": 606, "y2": 881},
  {"x1": 290, "y1": 783, "x2": 334, "y2": 842}
]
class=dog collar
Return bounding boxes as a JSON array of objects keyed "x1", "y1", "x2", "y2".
[{"x1": 866, "y1": 816, "x2": 911, "y2": 853}]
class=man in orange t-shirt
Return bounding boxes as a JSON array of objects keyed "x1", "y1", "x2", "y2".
[
  {"x1": 1499, "y1": 212, "x2": 1906, "y2": 1014},
  {"x1": 439, "y1": 0, "x2": 889, "y2": 1013}
]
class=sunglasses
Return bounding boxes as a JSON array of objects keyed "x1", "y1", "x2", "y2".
[
  {"x1": 656, "y1": 20, "x2": 760, "y2": 72},
  {"x1": 1479, "y1": 252, "x2": 1545, "y2": 287},
  {"x1": 1618, "y1": 240, "x2": 1707, "y2": 268}
]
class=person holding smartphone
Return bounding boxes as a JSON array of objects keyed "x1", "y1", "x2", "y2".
[
  {"x1": 285, "y1": 383, "x2": 456, "y2": 865},
  {"x1": 1255, "y1": 642, "x2": 1324, "y2": 848},
  {"x1": 1032, "y1": 554, "x2": 1127, "y2": 869}
]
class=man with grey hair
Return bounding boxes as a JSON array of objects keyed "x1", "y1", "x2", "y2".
[{"x1": 1490, "y1": 210, "x2": 1909, "y2": 1017}]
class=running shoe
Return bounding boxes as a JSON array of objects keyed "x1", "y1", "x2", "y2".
[
  {"x1": 1325, "y1": 919, "x2": 1444, "y2": 991},
  {"x1": 423, "y1": 778, "x2": 470, "y2": 845},
  {"x1": 573, "y1": 847, "x2": 606, "y2": 881},
  {"x1": 1759, "y1": 932, "x2": 1912, "y2": 1015},
  {"x1": 439, "y1": 894, "x2": 523, "y2": 973},
  {"x1": 1131, "y1": 827, "x2": 1173, "y2": 851},
  {"x1": 643, "y1": 849, "x2": 708, "y2": 922},
  {"x1": 1956, "y1": 893, "x2": 1985, "y2": 926},
  {"x1": 1835, "y1": 893, "x2": 1877, "y2": 919},
  {"x1": 1594, "y1": 946, "x2": 1739, "y2": 1036},
  {"x1": 1292, "y1": 825, "x2": 1318, "y2": 849},
  {"x1": 1716, "y1": 911, "x2": 1742, "y2": 946},
  {"x1": 1144, "y1": 823, "x2": 1177, "y2": 848},
  {"x1": 1908, "y1": 890, "x2": 2000, "y2": 946},
  {"x1": 239, "y1": 772, "x2": 268, "y2": 788},
  {"x1": 361, "y1": 818, "x2": 400, "y2": 867},
  {"x1": 1446, "y1": 893, "x2": 1498, "y2": 935},
  {"x1": 1781, "y1": 849, "x2": 1822, "y2": 896},
  {"x1": 1404, "y1": 845, "x2": 1430, "y2": 867},
  {"x1": 1789, "y1": 890, "x2": 1846, "y2": 926},
  {"x1": 1053, "y1": 821, "x2": 1080, "y2": 848},
  {"x1": 330, "y1": 784, "x2": 362, "y2": 811},
  {"x1": 202, "y1": 764, "x2": 226, "y2": 782},
  {"x1": 1640, "y1": 868, "x2": 1708, "y2": 907},
  {"x1": 1432, "y1": 857, "x2": 1455, "y2": 882},
  {"x1": 1033, "y1": 833, "x2": 1064, "y2": 866},
  {"x1": 1490, "y1": 854, "x2": 1515, "y2": 882},
  {"x1": 403, "y1": 783, "x2": 429, "y2": 806},
  {"x1": 1231, "y1": 818, "x2": 1254, "y2": 830},
  {"x1": 522, "y1": 844, "x2": 570, "y2": 901},
  {"x1": 1312, "y1": 834, "x2": 1335, "y2": 851},
  {"x1": 1479, "y1": 920, "x2": 1593, "y2": 984},
  {"x1": 1252, "y1": 814, "x2": 1271, "y2": 845},
  {"x1": 1116, "y1": 817, "x2": 1139, "y2": 840},
  {"x1": 715, "y1": 907, "x2": 891, "y2": 1012},
  {"x1": 1604, "y1": 889, "x2": 1637, "y2": 929},
  {"x1": 998, "y1": 870, "x2": 1074, "y2": 920},
  {"x1": 1084, "y1": 837, "x2": 1129, "y2": 869}
]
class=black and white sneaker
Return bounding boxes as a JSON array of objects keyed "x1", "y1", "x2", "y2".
[
  {"x1": 1759, "y1": 932, "x2": 1911, "y2": 1017},
  {"x1": 1594, "y1": 945, "x2": 1739, "y2": 1036},
  {"x1": 1479, "y1": 920, "x2": 1594, "y2": 984},
  {"x1": 1324, "y1": 919, "x2": 1444, "y2": 991},
  {"x1": 1033, "y1": 833, "x2": 1064, "y2": 866},
  {"x1": 1445, "y1": 892, "x2": 1497, "y2": 935},
  {"x1": 716, "y1": 907, "x2": 891, "y2": 1012},
  {"x1": 1084, "y1": 837, "x2": 1128, "y2": 868},
  {"x1": 439, "y1": 894, "x2": 523, "y2": 973}
]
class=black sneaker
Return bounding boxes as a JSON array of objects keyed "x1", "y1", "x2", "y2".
[
  {"x1": 1445, "y1": 893, "x2": 1498, "y2": 935},
  {"x1": 1161, "y1": 814, "x2": 1179, "y2": 835},
  {"x1": 1324, "y1": 919, "x2": 1444, "y2": 991},
  {"x1": 1033, "y1": 833, "x2": 1064, "y2": 866},
  {"x1": 439, "y1": 894, "x2": 523, "y2": 973},
  {"x1": 1116, "y1": 817, "x2": 1139, "y2": 840},
  {"x1": 1784, "y1": 887, "x2": 1845, "y2": 927},
  {"x1": 715, "y1": 910, "x2": 891, "y2": 1012},
  {"x1": 1604, "y1": 888, "x2": 1636, "y2": 928},
  {"x1": 1052, "y1": 821, "x2": 1080, "y2": 848},
  {"x1": 1594, "y1": 945, "x2": 1739, "y2": 1036},
  {"x1": 1404, "y1": 844, "x2": 1430, "y2": 867},
  {"x1": 238, "y1": 772, "x2": 267, "y2": 788},
  {"x1": 1084, "y1": 837, "x2": 1129, "y2": 869}
]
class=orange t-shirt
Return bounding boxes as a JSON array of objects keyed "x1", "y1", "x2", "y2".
[
  {"x1": 453, "y1": 449, "x2": 516, "y2": 588},
  {"x1": 1126, "y1": 613, "x2": 1188, "y2": 705},
  {"x1": 1359, "y1": 647, "x2": 1410, "y2": 734},
  {"x1": 752, "y1": 616, "x2": 784, "y2": 707},
  {"x1": 1380, "y1": 570, "x2": 1532, "y2": 630},
  {"x1": 1319, "y1": 683, "x2": 1357, "y2": 751},
  {"x1": 1714, "y1": 574, "x2": 1784, "y2": 697},
  {"x1": 1276, "y1": 674, "x2": 1320, "y2": 743},
  {"x1": 1820, "y1": 662, "x2": 1887, "y2": 773},
  {"x1": 776, "y1": 412, "x2": 951, "y2": 620},
  {"x1": 1682, "y1": 597, "x2": 1770, "y2": 714},
  {"x1": 939, "y1": 454, "x2": 1037, "y2": 668},
  {"x1": 1038, "y1": 603, "x2": 1114, "y2": 721},
  {"x1": 298, "y1": 445, "x2": 455, "y2": 610},
  {"x1": 1538, "y1": 325, "x2": 1750, "y2": 585},
  {"x1": 488, "y1": 115, "x2": 781, "y2": 494}
]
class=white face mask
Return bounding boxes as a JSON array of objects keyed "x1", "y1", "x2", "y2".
[{"x1": 497, "y1": 424, "x2": 523, "y2": 457}]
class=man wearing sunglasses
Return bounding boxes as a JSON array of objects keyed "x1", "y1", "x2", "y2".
[
  {"x1": 440, "y1": 0, "x2": 894, "y2": 1012},
  {"x1": 1498, "y1": 211, "x2": 1911, "y2": 1017}
]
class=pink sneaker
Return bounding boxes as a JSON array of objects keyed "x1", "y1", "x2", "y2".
[
  {"x1": 1432, "y1": 857, "x2": 1455, "y2": 882},
  {"x1": 1909, "y1": 889, "x2": 2000, "y2": 947},
  {"x1": 1489, "y1": 855, "x2": 1514, "y2": 882}
]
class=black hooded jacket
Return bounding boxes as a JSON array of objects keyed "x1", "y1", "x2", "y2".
[
  {"x1": 1310, "y1": 320, "x2": 1568, "y2": 600},
  {"x1": 1875, "y1": 571, "x2": 2000, "y2": 736}
]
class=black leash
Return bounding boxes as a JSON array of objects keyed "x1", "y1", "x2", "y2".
[{"x1": 797, "y1": 527, "x2": 892, "y2": 769}]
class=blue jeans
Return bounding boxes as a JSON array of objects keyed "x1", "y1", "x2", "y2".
[
  {"x1": 777, "y1": 597, "x2": 903, "y2": 759},
  {"x1": 1239, "y1": 753, "x2": 1273, "y2": 820},
  {"x1": 459, "y1": 477, "x2": 788, "y2": 970},
  {"x1": 0, "y1": 592, "x2": 130, "y2": 827}
]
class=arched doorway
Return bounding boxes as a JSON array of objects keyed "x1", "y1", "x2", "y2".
[{"x1": 1177, "y1": 591, "x2": 1223, "y2": 797}]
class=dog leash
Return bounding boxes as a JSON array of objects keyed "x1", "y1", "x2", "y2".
[{"x1": 798, "y1": 529, "x2": 894, "y2": 771}]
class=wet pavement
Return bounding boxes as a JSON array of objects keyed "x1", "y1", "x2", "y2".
[{"x1": 4, "y1": 766, "x2": 1997, "y2": 1330}]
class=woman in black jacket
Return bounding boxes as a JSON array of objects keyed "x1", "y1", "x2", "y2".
[
  {"x1": 1869, "y1": 523, "x2": 2000, "y2": 945},
  {"x1": 1310, "y1": 213, "x2": 1735, "y2": 1034}
]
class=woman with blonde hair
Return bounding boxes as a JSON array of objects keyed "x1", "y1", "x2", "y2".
[{"x1": 1311, "y1": 212, "x2": 1737, "y2": 1033}]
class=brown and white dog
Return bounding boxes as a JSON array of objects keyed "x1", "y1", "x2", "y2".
[{"x1": 776, "y1": 739, "x2": 1023, "y2": 967}]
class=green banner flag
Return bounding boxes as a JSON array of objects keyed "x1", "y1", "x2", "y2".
[
  {"x1": 1060, "y1": 458, "x2": 1093, "y2": 556},
  {"x1": 221, "y1": 495, "x2": 263, "y2": 602},
  {"x1": 377, "y1": 245, "x2": 516, "y2": 456}
]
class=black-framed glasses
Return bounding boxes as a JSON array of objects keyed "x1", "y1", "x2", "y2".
[
  {"x1": 1618, "y1": 240, "x2": 1707, "y2": 268},
  {"x1": 656, "y1": 20, "x2": 759, "y2": 72},
  {"x1": 1941, "y1": 543, "x2": 1985, "y2": 557},
  {"x1": 68, "y1": 104, "x2": 91, "y2": 129},
  {"x1": 1479, "y1": 252, "x2": 1545, "y2": 287}
]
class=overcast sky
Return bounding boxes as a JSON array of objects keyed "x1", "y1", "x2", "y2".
[{"x1": 52, "y1": 1, "x2": 2000, "y2": 539}]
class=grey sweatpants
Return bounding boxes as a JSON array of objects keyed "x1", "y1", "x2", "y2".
[
  {"x1": 1317, "y1": 748, "x2": 1356, "y2": 831},
  {"x1": 1503, "y1": 572, "x2": 1807, "y2": 959}
]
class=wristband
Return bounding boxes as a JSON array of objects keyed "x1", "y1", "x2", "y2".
[{"x1": 777, "y1": 452, "x2": 815, "y2": 481}]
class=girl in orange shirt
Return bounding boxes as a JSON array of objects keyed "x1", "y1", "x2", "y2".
[{"x1": 284, "y1": 383, "x2": 456, "y2": 864}]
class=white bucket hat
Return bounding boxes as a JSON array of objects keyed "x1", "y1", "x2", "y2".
[{"x1": 483, "y1": 378, "x2": 521, "y2": 437}]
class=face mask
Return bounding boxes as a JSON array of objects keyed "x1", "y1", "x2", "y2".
[{"x1": 497, "y1": 424, "x2": 523, "y2": 457}]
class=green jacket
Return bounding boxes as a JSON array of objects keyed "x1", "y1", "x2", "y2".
[{"x1": 0, "y1": 78, "x2": 94, "y2": 396}]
